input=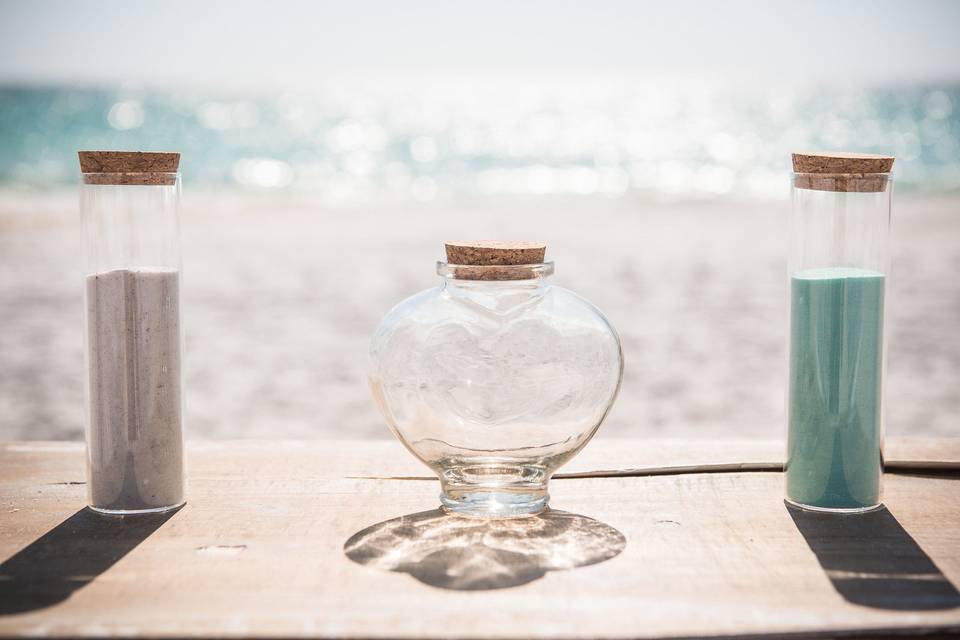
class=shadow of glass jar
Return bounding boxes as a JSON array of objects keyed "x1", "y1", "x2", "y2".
[{"x1": 344, "y1": 508, "x2": 625, "y2": 591}]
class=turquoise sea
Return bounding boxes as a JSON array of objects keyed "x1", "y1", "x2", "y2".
[{"x1": 1, "y1": 82, "x2": 958, "y2": 198}]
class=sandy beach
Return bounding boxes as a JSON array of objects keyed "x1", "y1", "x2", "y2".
[{"x1": 0, "y1": 189, "x2": 957, "y2": 441}]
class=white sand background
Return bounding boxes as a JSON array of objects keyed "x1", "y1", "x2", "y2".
[{"x1": 0, "y1": 190, "x2": 957, "y2": 441}]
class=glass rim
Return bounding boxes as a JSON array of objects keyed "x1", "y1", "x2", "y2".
[
  {"x1": 81, "y1": 171, "x2": 180, "y2": 186},
  {"x1": 791, "y1": 171, "x2": 891, "y2": 177},
  {"x1": 792, "y1": 172, "x2": 892, "y2": 194},
  {"x1": 436, "y1": 261, "x2": 555, "y2": 281}
]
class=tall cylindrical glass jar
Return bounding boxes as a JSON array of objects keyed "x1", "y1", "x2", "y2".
[
  {"x1": 79, "y1": 151, "x2": 185, "y2": 515},
  {"x1": 786, "y1": 151, "x2": 894, "y2": 513}
]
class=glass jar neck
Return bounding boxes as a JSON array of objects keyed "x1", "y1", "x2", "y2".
[
  {"x1": 436, "y1": 261, "x2": 554, "y2": 311},
  {"x1": 436, "y1": 261, "x2": 554, "y2": 281},
  {"x1": 442, "y1": 277, "x2": 550, "y2": 314},
  {"x1": 443, "y1": 276, "x2": 550, "y2": 292}
]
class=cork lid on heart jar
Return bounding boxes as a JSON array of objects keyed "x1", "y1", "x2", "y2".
[{"x1": 443, "y1": 241, "x2": 549, "y2": 281}]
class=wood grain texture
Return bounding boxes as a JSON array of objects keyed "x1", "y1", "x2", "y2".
[
  {"x1": 1, "y1": 440, "x2": 958, "y2": 639},
  {"x1": 329, "y1": 437, "x2": 960, "y2": 479},
  {"x1": 5, "y1": 437, "x2": 951, "y2": 483}
]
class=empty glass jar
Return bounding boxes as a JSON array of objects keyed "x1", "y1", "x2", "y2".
[{"x1": 369, "y1": 242, "x2": 623, "y2": 517}]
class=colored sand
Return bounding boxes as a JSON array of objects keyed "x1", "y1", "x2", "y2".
[{"x1": 787, "y1": 267, "x2": 884, "y2": 510}]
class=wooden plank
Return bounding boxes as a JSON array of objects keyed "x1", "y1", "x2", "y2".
[
  {"x1": 1, "y1": 441, "x2": 959, "y2": 639},
  {"x1": 3, "y1": 438, "x2": 958, "y2": 485}
]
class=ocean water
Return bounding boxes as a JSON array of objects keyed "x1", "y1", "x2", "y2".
[{"x1": 1, "y1": 81, "x2": 958, "y2": 199}]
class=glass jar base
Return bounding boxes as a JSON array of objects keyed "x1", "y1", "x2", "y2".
[
  {"x1": 86, "y1": 501, "x2": 185, "y2": 517},
  {"x1": 440, "y1": 489, "x2": 548, "y2": 518},
  {"x1": 784, "y1": 498, "x2": 883, "y2": 515},
  {"x1": 438, "y1": 462, "x2": 550, "y2": 518}
]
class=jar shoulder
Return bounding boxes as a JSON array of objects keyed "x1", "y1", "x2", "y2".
[{"x1": 370, "y1": 284, "x2": 620, "y2": 350}]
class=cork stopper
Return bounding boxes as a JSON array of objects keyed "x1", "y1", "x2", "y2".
[
  {"x1": 792, "y1": 151, "x2": 894, "y2": 193},
  {"x1": 444, "y1": 241, "x2": 548, "y2": 281},
  {"x1": 78, "y1": 151, "x2": 180, "y2": 186}
]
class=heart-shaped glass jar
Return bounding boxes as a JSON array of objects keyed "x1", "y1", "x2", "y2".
[{"x1": 369, "y1": 243, "x2": 623, "y2": 517}]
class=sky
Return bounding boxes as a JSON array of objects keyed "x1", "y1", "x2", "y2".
[{"x1": 1, "y1": 0, "x2": 959, "y2": 90}]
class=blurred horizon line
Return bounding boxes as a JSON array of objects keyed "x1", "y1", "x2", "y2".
[{"x1": 3, "y1": 74, "x2": 960, "y2": 97}]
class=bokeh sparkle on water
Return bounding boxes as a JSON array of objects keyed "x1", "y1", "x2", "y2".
[{"x1": 1, "y1": 80, "x2": 958, "y2": 199}]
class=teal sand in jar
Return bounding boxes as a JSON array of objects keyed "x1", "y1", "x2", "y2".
[
  {"x1": 786, "y1": 152, "x2": 894, "y2": 513},
  {"x1": 369, "y1": 242, "x2": 623, "y2": 518}
]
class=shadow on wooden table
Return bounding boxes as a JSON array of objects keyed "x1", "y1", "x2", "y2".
[
  {"x1": 0, "y1": 507, "x2": 179, "y2": 615},
  {"x1": 787, "y1": 503, "x2": 960, "y2": 611},
  {"x1": 344, "y1": 508, "x2": 625, "y2": 590}
]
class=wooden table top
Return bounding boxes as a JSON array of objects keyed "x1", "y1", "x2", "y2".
[{"x1": 1, "y1": 438, "x2": 959, "y2": 639}]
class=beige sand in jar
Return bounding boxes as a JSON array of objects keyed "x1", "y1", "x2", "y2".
[{"x1": 85, "y1": 267, "x2": 184, "y2": 513}]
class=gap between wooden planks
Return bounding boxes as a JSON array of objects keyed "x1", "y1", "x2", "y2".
[{"x1": 350, "y1": 459, "x2": 960, "y2": 481}]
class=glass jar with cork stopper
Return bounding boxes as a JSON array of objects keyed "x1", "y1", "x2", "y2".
[
  {"x1": 369, "y1": 242, "x2": 624, "y2": 517},
  {"x1": 79, "y1": 151, "x2": 185, "y2": 515},
  {"x1": 786, "y1": 151, "x2": 894, "y2": 513}
]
